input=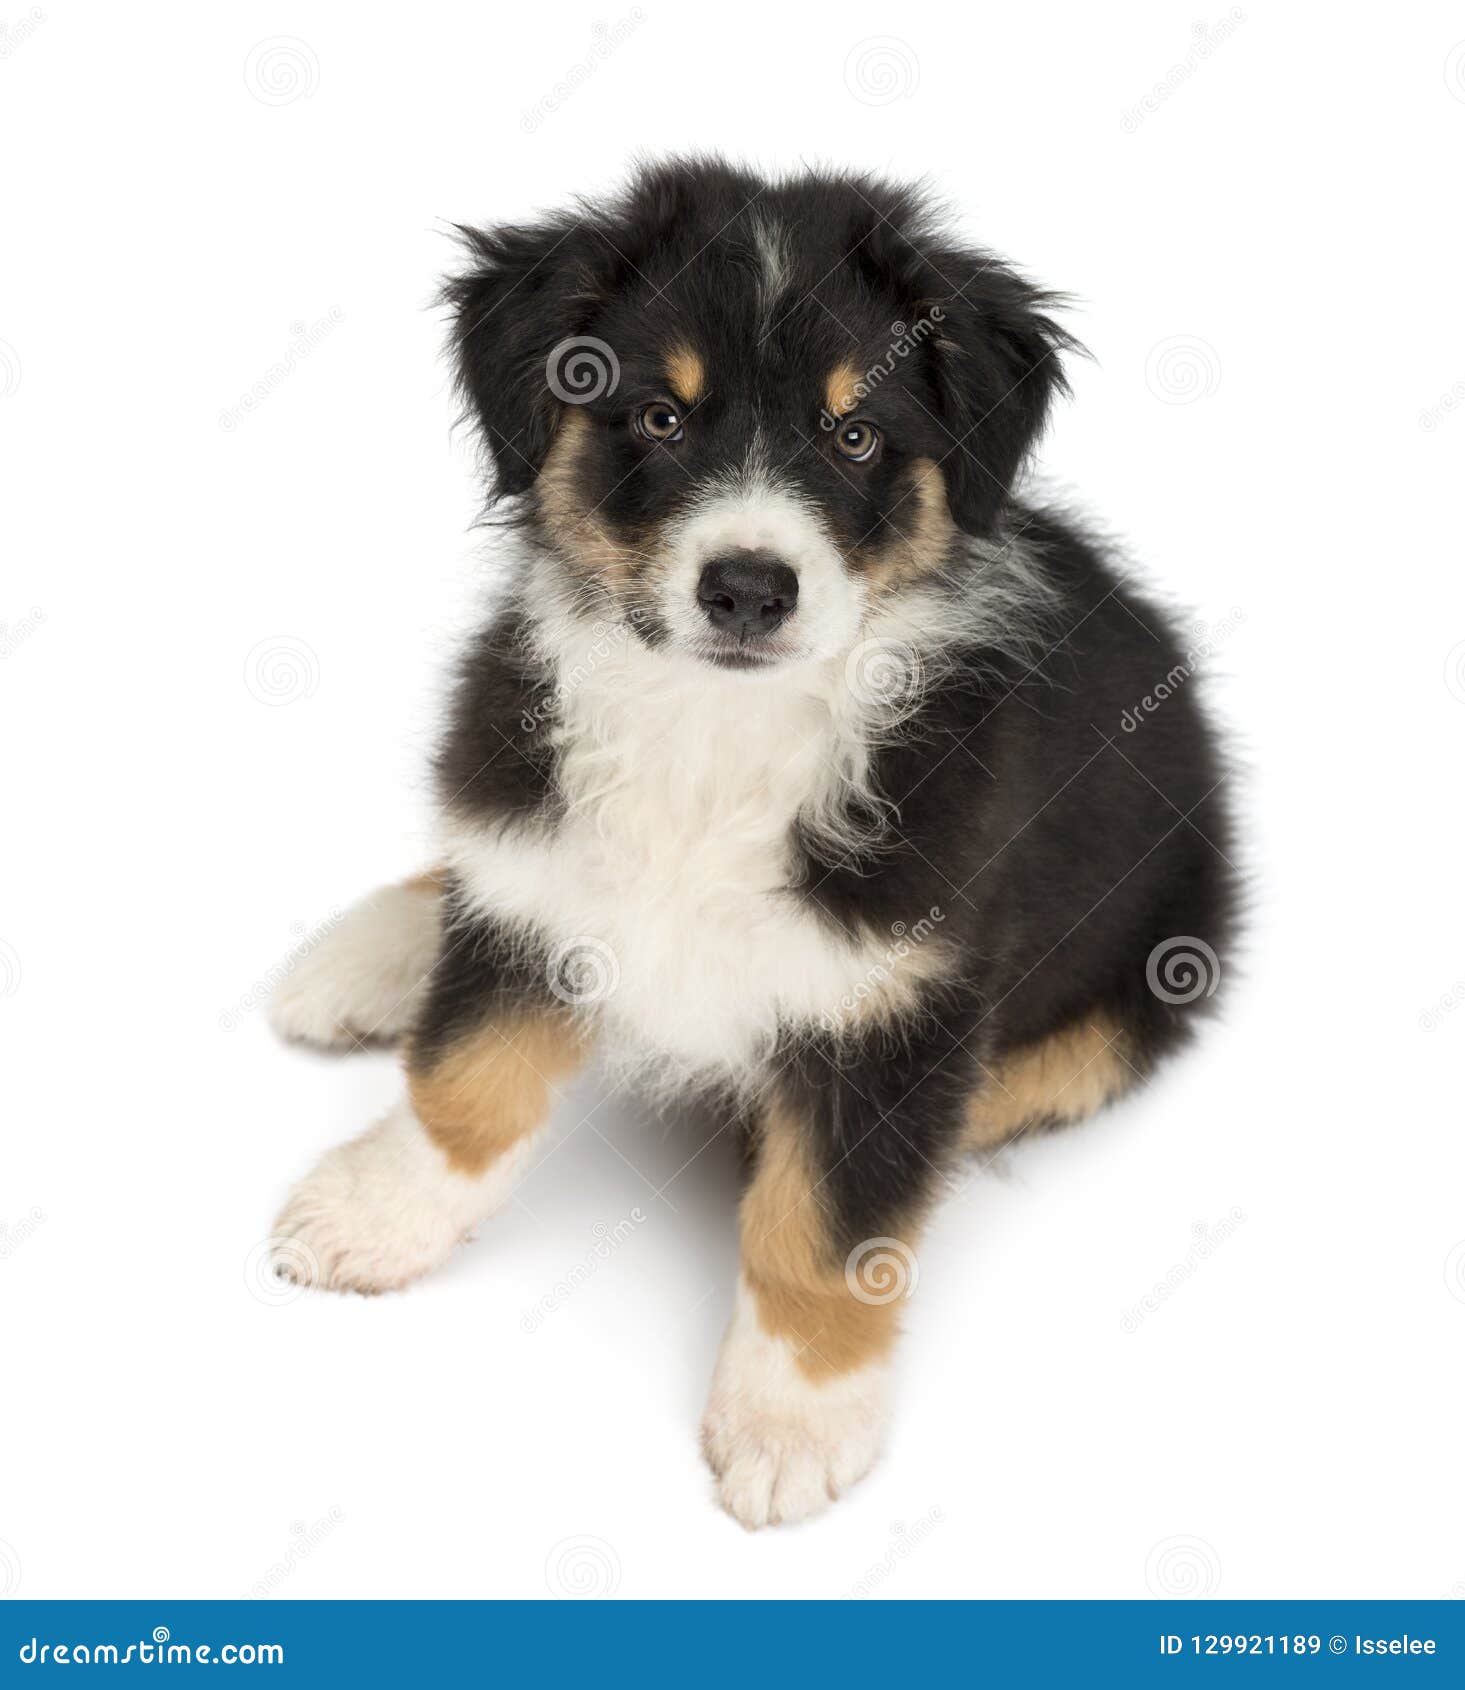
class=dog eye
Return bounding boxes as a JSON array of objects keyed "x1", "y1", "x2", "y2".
[
  {"x1": 636, "y1": 401, "x2": 684, "y2": 443},
  {"x1": 834, "y1": 420, "x2": 880, "y2": 463}
]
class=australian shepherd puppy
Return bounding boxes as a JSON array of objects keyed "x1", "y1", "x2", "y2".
[{"x1": 267, "y1": 157, "x2": 1234, "y2": 1528}]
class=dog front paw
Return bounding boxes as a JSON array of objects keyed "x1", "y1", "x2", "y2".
[
  {"x1": 268, "y1": 1100, "x2": 510, "y2": 1294},
  {"x1": 701, "y1": 1287, "x2": 889, "y2": 1528},
  {"x1": 267, "y1": 878, "x2": 441, "y2": 1050}
]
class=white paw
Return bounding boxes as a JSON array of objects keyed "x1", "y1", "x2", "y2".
[
  {"x1": 702, "y1": 1279, "x2": 889, "y2": 1528},
  {"x1": 268, "y1": 879, "x2": 441, "y2": 1050},
  {"x1": 269, "y1": 1100, "x2": 531, "y2": 1294}
]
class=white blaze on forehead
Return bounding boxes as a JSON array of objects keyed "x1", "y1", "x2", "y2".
[{"x1": 747, "y1": 213, "x2": 791, "y2": 334}]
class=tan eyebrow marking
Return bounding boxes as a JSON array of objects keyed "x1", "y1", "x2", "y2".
[
  {"x1": 665, "y1": 345, "x2": 706, "y2": 405},
  {"x1": 825, "y1": 360, "x2": 864, "y2": 418}
]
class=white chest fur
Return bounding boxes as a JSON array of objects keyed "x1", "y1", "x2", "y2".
[{"x1": 442, "y1": 617, "x2": 939, "y2": 1086}]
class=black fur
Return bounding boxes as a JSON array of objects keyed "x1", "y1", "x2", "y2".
[{"x1": 425, "y1": 158, "x2": 1236, "y2": 1258}]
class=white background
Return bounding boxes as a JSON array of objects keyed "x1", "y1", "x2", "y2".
[{"x1": 3, "y1": 1, "x2": 1463, "y2": 1602}]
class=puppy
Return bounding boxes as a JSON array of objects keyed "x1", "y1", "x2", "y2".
[{"x1": 267, "y1": 157, "x2": 1234, "y2": 1528}]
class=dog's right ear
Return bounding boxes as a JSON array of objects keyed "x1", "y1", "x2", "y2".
[{"x1": 443, "y1": 217, "x2": 607, "y2": 499}]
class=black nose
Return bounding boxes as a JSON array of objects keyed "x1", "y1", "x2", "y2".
[{"x1": 696, "y1": 552, "x2": 799, "y2": 637}]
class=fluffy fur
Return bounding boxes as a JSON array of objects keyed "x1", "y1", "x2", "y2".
[{"x1": 267, "y1": 157, "x2": 1235, "y2": 1528}]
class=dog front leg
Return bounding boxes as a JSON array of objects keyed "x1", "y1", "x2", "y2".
[
  {"x1": 702, "y1": 1037, "x2": 968, "y2": 1528},
  {"x1": 271, "y1": 903, "x2": 584, "y2": 1293}
]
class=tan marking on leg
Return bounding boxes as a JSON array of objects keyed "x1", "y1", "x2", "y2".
[
  {"x1": 965, "y1": 1014, "x2": 1134, "y2": 1149},
  {"x1": 825, "y1": 360, "x2": 864, "y2": 419},
  {"x1": 405, "y1": 868, "x2": 445, "y2": 894},
  {"x1": 862, "y1": 458, "x2": 957, "y2": 590},
  {"x1": 740, "y1": 1104, "x2": 909, "y2": 1380},
  {"x1": 408, "y1": 1013, "x2": 584, "y2": 1177},
  {"x1": 665, "y1": 344, "x2": 705, "y2": 405}
]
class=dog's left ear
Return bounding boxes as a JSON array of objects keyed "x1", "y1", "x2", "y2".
[
  {"x1": 921, "y1": 255, "x2": 1074, "y2": 536},
  {"x1": 860, "y1": 216, "x2": 1074, "y2": 537},
  {"x1": 442, "y1": 216, "x2": 609, "y2": 499}
]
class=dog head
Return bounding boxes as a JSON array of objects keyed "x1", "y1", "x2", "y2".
[{"x1": 445, "y1": 158, "x2": 1071, "y2": 672}]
